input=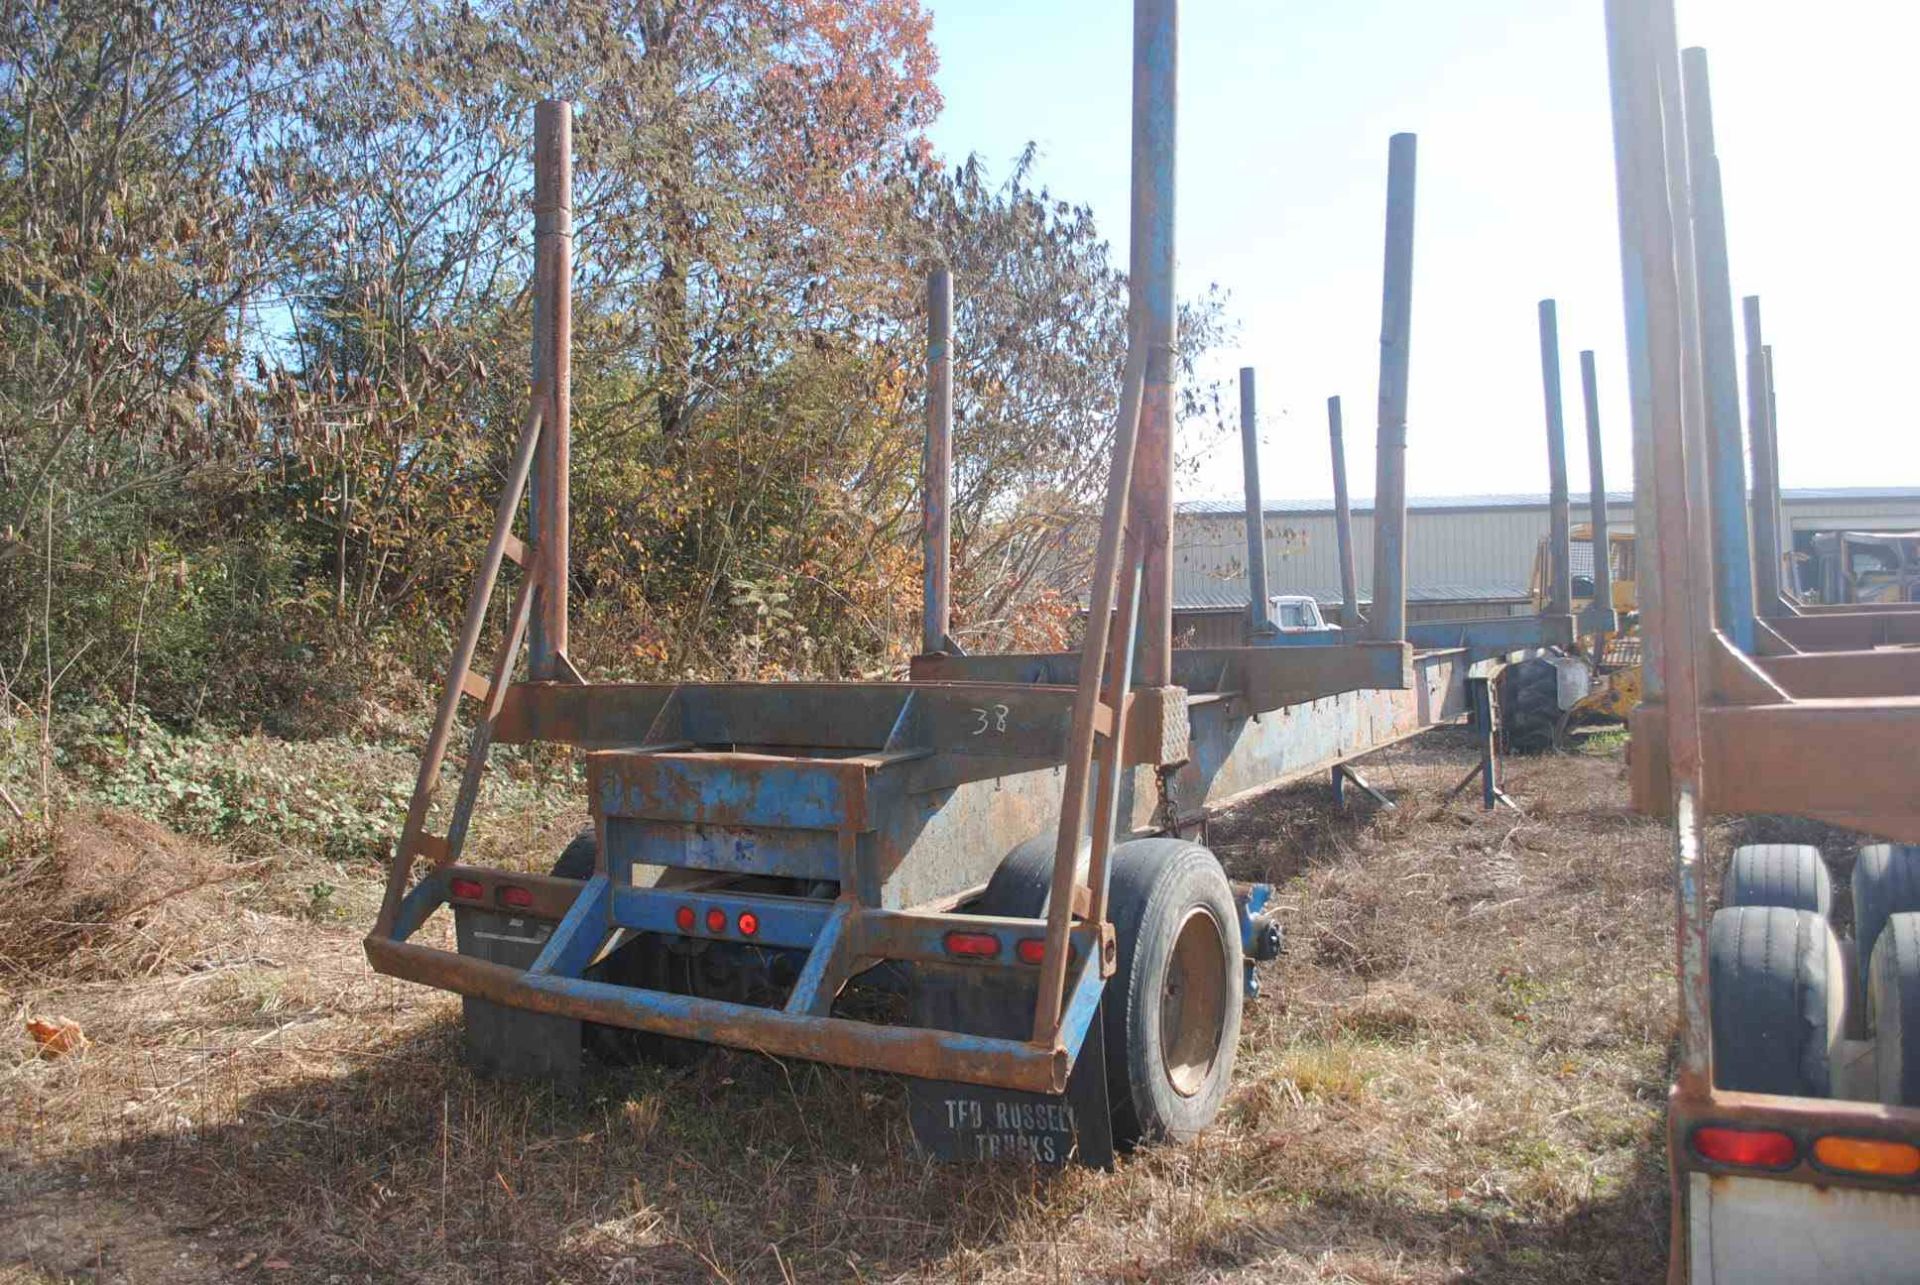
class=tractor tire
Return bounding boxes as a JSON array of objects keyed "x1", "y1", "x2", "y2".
[
  {"x1": 1102, "y1": 838, "x2": 1243, "y2": 1148},
  {"x1": 1722, "y1": 844, "x2": 1832, "y2": 916},
  {"x1": 1870, "y1": 913, "x2": 1920, "y2": 1107},
  {"x1": 1852, "y1": 844, "x2": 1920, "y2": 1033},
  {"x1": 1709, "y1": 905, "x2": 1844, "y2": 1098},
  {"x1": 1500, "y1": 658, "x2": 1561, "y2": 754},
  {"x1": 546, "y1": 831, "x2": 711, "y2": 1069}
]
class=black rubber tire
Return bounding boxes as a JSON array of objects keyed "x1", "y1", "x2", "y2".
[
  {"x1": 1500, "y1": 658, "x2": 1560, "y2": 754},
  {"x1": 551, "y1": 828, "x2": 598, "y2": 880},
  {"x1": 546, "y1": 831, "x2": 710, "y2": 1069},
  {"x1": 1871, "y1": 913, "x2": 1920, "y2": 1106},
  {"x1": 1721, "y1": 844, "x2": 1832, "y2": 916},
  {"x1": 1708, "y1": 905, "x2": 1844, "y2": 1098},
  {"x1": 979, "y1": 833, "x2": 1069, "y2": 916},
  {"x1": 1852, "y1": 844, "x2": 1920, "y2": 1031},
  {"x1": 1102, "y1": 838, "x2": 1243, "y2": 1147}
]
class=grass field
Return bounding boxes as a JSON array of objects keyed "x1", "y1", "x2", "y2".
[{"x1": 3, "y1": 730, "x2": 1683, "y2": 1283}]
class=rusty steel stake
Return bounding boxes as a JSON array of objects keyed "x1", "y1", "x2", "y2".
[
  {"x1": 1538, "y1": 300, "x2": 1574, "y2": 618},
  {"x1": 923, "y1": 264, "x2": 954, "y2": 655},
  {"x1": 529, "y1": 100, "x2": 572, "y2": 680}
]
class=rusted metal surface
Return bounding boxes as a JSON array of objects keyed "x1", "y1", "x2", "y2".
[
  {"x1": 1603, "y1": 0, "x2": 1712, "y2": 1101},
  {"x1": 529, "y1": 100, "x2": 571, "y2": 681},
  {"x1": 1767, "y1": 611, "x2": 1920, "y2": 651},
  {"x1": 1629, "y1": 700, "x2": 1920, "y2": 842},
  {"x1": 375, "y1": 403, "x2": 543, "y2": 938},
  {"x1": 1239, "y1": 369, "x2": 1274, "y2": 637},
  {"x1": 910, "y1": 643, "x2": 1411, "y2": 716},
  {"x1": 1326, "y1": 395, "x2": 1361, "y2": 629},
  {"x1": 1368, "y1": 133, "x2": 1417, "y2": 645},
  {"x1": 1537, "y1": 300, "x2": 1574, "y2": 618},
  {"x1": 923, "y1": 265, "x2": 954, "y2": 655},
  {"x1": 368, "y1": 934, "x2": 1085, "y2": 1094},
  {"x1": 1131, "y1": 0, "x2": 1177, "y2": 691}
]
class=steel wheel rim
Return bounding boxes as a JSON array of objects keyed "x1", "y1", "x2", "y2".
[{"x1": 1161, "y1": 905, "x2": 1228, "y2": 1098}]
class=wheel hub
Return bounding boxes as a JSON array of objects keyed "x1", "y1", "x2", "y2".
[{"x1": 1161, "y1": 905, "x2": 1229, "y2": 1098}]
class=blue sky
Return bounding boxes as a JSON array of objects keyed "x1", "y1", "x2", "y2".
[{"x1": 926, "y1": 1, "x2": 1920, "y2": 503}]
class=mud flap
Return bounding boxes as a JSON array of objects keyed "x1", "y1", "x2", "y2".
[
  {"x1": 905, "y1": 962, "x2": 1114, "y2": 1168},
  {"x1": 453, "y1": 906, "x2": 582, "y2": 1091}
]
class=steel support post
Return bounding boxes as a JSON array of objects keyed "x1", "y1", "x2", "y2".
[
  {"x1": 1328, "y1": 395, "x2": 1361, "y2": 630},
  {"x1": 1743, "y1": 297, "x2": 1787, "y2": 614},
  {"x1": 1239, "y1": 368, "x2": 1274, "y2": 636},
  {"x1": 1539, "y1": 300, "x2": 1574, "y2": 618},
  {"x1": 529, "y1": 100, "x2": 572, "y2": 680},
  {"x1": 1132, "y1": 0, "x2": 1178, "y2": 686},
  {"x1": 1680, "y1": 48, "x2": 1757, "y2": 652},
  {"x1": 923, "y1": 264, "x2": 954, "y2": 654},
  {"x1": 1579, "y1": 350, "x2": 1617, "y2": 631},
  {"x1": 1369, "y1": 133, "x2": 1418, "y2": 644}
]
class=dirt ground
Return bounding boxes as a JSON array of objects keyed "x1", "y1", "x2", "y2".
[{"x1": 3, "y1": 731, "x2": 1682, "y2": 1283}]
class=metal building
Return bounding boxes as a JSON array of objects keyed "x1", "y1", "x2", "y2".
[{"x1": 1172, "y1": 487, "x2": 1920, "y2": 645}]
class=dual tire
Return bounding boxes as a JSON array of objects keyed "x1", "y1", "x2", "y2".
[{"x1": 1714, "y1": 840, "x2": 1920, "y2": 1107}]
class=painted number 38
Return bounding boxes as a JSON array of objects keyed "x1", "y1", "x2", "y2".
[{"x1": 971, "y1": 703, "x2": 1010, "y2": 735}]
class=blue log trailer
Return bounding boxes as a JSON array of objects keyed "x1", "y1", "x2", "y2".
[
  {"x1": 1603, "y1": 3, "x2": 1920, "y2": 1277},
  {"x1": 363, "y1": 0, "x2": 1570, "y2": 1165}
]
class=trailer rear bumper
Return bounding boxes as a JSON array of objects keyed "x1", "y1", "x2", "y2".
[{"x1": 364, "y1": 872, "x2": 1108, "y2": 1095}]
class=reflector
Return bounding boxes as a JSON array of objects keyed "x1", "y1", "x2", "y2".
[
  {"x1": 499, "y1": 885, "x2": 534, "y2": 909},
  {"x1": 1814, "y1": 1135, "x2": 1920, "y2": 1177},
  {"x1": 1016, "y1": 938, "x2": 1047, "y2": 965},
  {"x1": 1692, "y1": 1126, "x2": 1797, "y2": 1169},
  {"x1": 674, "y1": 905, "x2": 696, "y2": 933},
  {"x1": 738, "y1": 911, "x2": 760, "y2": 937},
  {"x1": 448, "y1": 877, "x2": 484, "y2": 901},
  {"x1": 705, "y1": 907, "x2": 728, "y2": 934},
  {"x1": 944, "y1": 931, "x2": 1001, "y2": 958}
]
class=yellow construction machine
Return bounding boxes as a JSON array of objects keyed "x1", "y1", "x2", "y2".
[{"x1": 1502, "y1": 525, "x2": 1641, "y2": 750}]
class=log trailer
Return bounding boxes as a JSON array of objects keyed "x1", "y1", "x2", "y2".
[
  {"x1": 362, "y1": 1, "x2": 1578, "y2": 1164},
  {"x1": 1602, "y1": 2, "x2": 1920, "y2": 1278}
]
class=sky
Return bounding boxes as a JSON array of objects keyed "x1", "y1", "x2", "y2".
[{"x1": 924, "y1": 0, "x2": 1920, "y2": 505}]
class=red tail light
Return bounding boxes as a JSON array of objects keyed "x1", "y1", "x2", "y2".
[
  {"x1": 1693, "y1": 1126, "x2": 1797, "y2": 1169},
  {"x1": 737, "y1": 911, "x2": 760, "y2": 937},
  {"x1": 1016, "y1": 938, "x2": 1047, "y2": 965},
  {"x1": 674, "y1": 905, "x2": 696, "y2": 933},
  {"x1": 705, "y1": 907, "x2": 728, "y2": 934},
  {"x1": 448, "y1": 877, "x2": 484, "y2": 901},
  {"x1": 944, "y1": 931, "x2": 1001, "y2": 959},
  {"x1": 499, "y1": 885, "x2": 534, "y2": 909}
]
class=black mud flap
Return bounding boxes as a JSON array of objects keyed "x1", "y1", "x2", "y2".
[
  {"x1": 453, "y1": 906, "x2": 583, "y2": 1091},
  {"x1": 905, "y1": 962, "x2": 1114, "y2": 1168}
]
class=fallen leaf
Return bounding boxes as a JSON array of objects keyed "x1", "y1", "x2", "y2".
[
  {"x1": 264, "y1": 1258, "x2": 292, "y2": 1270},
  {"x1": 26, "y1": 1015, "x2": 87, "y2": 1058},
  {"x1": 233, "y1": 1252, "x2": 259, "y2": 1270}
]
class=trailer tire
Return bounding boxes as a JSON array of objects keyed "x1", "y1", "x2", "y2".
[
  {"x1": 1721, "y1": 844, "x2": 1832, "y2": 916},
  {"x1": 1870, "y1": 914, "x2": 1920, "y2": 1106},
  {"x1": 1103, "y1": 839, "x2": 1243, "y2": 1147},
  {"x1": 979, "y1": 834, "x2": 1072, "y2": 917},
  {"x1": 1500, "y1": 658, "x2": 1560, "y2": 754},
  {"x1": 546, "y1": 833, "x2": 711, "y2": 1069},
  {"x1": 1709, "y1": 905, "x2": 1844, "y2": 1098},
  {"x1": 1851, "y1": 844, "x2": 1920, "y2": 1032}
]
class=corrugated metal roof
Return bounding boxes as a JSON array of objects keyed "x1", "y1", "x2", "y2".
[{"x1": 1176, "y1": 486, "x2": 1920, "y2": 518}]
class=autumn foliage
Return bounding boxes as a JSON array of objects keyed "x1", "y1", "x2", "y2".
[{"x1": 0, "y1": 0, "x2": 1224, "y2": 737}]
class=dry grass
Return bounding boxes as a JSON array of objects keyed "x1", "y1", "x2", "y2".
[{"x1": 3, "y1": 731, "x2": 1678, "y2": 1283}]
